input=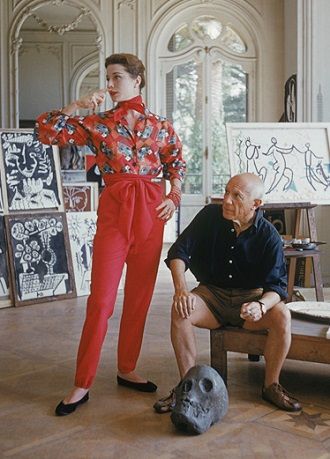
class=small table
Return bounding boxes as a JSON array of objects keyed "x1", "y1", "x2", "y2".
[
  {"x1": 284, "y1": 247, "x2": 324, "y2": 301},
  {"x1": 210, "y1": 318, "x2": 330, "y2": 385}
]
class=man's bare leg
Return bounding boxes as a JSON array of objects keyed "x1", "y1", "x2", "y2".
[
  {"x1": 171, "y1": 295, "x2": 220, "y2": 379},
  {"x1": 244, "y1": 302, "x2": 291, "y2": 386}
]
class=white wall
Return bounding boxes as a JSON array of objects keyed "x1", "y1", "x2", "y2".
[
  {"x1": 311, "y1": 0, "x2": 330, "y2": 122},
  {"x1": 301, "y1": 0, "x2": 330, "y2": 285},
  {"x1": 19, "y1": 30, "x2": 99, "y2": 120},
  {"x1": 284, "y1": 0, "x2": 297, "y2": 81}
]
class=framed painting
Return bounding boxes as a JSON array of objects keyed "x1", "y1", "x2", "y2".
[
  {"x1": 0, "y1": 129, "x2": 64, "y2": 212},
  {"x1": 0, "y1": 215, "x2": 12, "y2": 308},
  {"x1": 5, "y1": 212, "x2": 76, "y2": 306},
  {"x1": 226, "y1": 123, "x2": 330, "y2": 204},
  {"x1": 67, "y1": 211, "x2": 97, "y2": 296},
  {"x1": 62, "y1": 182, "x2": 99, "y2": 212}
]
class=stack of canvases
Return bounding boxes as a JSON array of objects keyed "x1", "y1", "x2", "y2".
[
  {"x1": 62, "y1": 179, "x2": 99, "y2": 297},
  {"x1": 0, "y1": 129, "x2": 98, "y2": 308}
]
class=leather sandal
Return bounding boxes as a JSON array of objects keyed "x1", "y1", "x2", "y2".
[
  {"x1": 262, "y1": 383, "x2": 302, "y2": 412},
  {"x1": 153, "y1": 389, "x2": 176, "y2": 413}
]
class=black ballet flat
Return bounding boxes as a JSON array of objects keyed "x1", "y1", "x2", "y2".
[
  {"x1": 55, "y1": 392, "x2": 89, "y2": 416},
  {"x1": 117, "y1": 376, "x2": 157, "y2": 393}
]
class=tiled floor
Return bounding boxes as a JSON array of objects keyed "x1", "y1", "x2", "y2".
[{"x1": 1, "y1": 248, "x2": 330, "y2": 458}]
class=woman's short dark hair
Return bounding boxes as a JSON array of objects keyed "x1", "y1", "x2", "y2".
[{"x1": 105, "y1": 53, "x2": 145, "y2": 89}]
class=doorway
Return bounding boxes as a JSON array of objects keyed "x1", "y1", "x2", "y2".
[{"x1": 160, "y1": 15, "x2": 252, "y2": 231}]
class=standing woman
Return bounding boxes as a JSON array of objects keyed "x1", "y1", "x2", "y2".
[{"x1": 36, "y1": 53, "x2": 185, "y2": 416}]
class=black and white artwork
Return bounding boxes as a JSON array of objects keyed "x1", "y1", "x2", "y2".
[
  {"x1": 0, "y1": 215, "x2": 11, "y2": 308},
  {"x1": 226, "y1": 123, "x2": 330, "y2": 204},
  {"x1": 67, "y1": 212, "x2": 97, "y2": 296},
  {"x1": 0, "y1": 129, "x2": 63, "y2": 212},
  {"x1": 6, "y1": 212, "x2": 76, "y2": 306},
  {"x1": 0, "y1": 178, "x2": 3, "y2": 213}
]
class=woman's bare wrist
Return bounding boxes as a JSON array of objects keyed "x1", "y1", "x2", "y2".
[{"x1": 60, "y1": 101, "x2": 79, "y2": 116}]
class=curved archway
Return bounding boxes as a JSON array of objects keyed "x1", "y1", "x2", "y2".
[
  {"x1": 8, "y1": 0, "x2": 106, "y2": 127},
  {"x1": 70, "y1": 53, "x2": 99, "y2": 103},
  {"x1": 147, "y1": 0, "x2": 264, "y2": 230}
]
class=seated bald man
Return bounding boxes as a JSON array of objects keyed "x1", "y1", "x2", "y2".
[{"x1": 154, "y1": 172, "x2": 301, "y2": 413}]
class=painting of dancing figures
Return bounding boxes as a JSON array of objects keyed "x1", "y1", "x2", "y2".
[{"x1": 226, "y1": 123, "x2": 330, "y2": 203}]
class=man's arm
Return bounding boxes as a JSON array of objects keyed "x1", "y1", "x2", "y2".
[{"x1": 169, "y1": 259, "x2": 196, "y2": 319}]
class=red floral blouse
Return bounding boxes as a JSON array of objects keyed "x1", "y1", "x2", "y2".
[{"x1": 35, "y1": 103, "x2": 185, "y2": 182}]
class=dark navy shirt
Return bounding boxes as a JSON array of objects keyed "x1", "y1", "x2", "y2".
[{"x1": 166, "y1": 204, "x2": 288, "y2": 299}]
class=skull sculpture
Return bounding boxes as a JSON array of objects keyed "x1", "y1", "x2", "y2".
[{"x1": 170, "y1": 364, "x2": 228, "y2": 435}]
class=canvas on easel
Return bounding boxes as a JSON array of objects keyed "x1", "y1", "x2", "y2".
[{"x1": 226, "y1": 122, "x2": 330, "y2": 204}]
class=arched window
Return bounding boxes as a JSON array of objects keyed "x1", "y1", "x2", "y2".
[{"x1": 149, "y1": 4, "x2": 258, "y2": 228}]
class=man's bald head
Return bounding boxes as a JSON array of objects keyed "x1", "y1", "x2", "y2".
[{"x1": 227, "y1": 173, "x2": 264, "y2": 200}]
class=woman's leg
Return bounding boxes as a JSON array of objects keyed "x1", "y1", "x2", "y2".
[
  {"x1": 62, "y1": 187, "x2": 129, "y2": 403},
  {"x1": 117, "y1": 218, "x2": 164, "y2": 377},
  {"x1": 74, "y1": 234, "x2": 128, "y2": 389}
]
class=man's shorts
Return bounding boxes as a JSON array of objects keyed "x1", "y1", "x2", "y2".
[{"x1": 192, "y1": 284, "x2": 263, "y2": 327}]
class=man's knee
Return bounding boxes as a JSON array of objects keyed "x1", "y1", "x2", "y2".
[
  {"x1": 269, "y1": 302, "x2": 291, "y2": 333},
  {"x1": 171, "y1": 304, "x2": 190, "y2": 328}
]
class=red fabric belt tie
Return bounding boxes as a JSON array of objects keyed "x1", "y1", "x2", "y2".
[{"x1": 103, "y1": 174, "x2": 162, "y2": 243}]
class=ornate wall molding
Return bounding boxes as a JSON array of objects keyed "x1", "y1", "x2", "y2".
[
  {"x1": 117, "y1": 0, "x2": 135, "y2": 10},
  {"x1": 11, "y1": 37, "x2": 23, "y2": 54},
  {"x1": 30, "y1": 6, "x2": 91, "y2": 35},
  {"x1": 12, "y1": 0, "x2": 25, "y2": 10},
  {"x1": 7, "y1": 0, "x2": 107, "y2": 127}
]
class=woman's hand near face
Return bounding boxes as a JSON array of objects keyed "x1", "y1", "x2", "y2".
[
  {"x1": 75, "y1": 89, "x2": 107, "y2": 111},
  {"x1": 156, "y1": 198, "x2": 176, "y2": 220},
  {"x1": 60, "y1": 89, "x2": 107, "y2": 116}
]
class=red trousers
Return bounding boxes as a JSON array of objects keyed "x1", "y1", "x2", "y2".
[{"x1": 74, "y1": 175, "x2": 165, "y2": 388}]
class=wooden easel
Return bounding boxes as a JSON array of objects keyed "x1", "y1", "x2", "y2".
[{"x1": 262, "y1": 202, "x2": 324, "y2": 302}]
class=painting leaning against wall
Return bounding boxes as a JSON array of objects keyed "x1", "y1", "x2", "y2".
[
  {"x1": 0, "y1": 215, "x2": 11, "y2": 308},
  {"x1": 5, "y1": 212, "x2": 76, "y2": 306},
  {"x1": 67, "y1": 211, "x2": 97, "y2": 296},
  {"x1": 0, "y1": 129, "x2": 63, "y2": 212},
  {"x1": 62, "y1": 182, "x2": 99, "y2": 212}
]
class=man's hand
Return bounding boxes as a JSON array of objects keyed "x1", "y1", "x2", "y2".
[
  {"x1": 173, "y1": 289, "x2": 196, "y2": 319},
  {"x1": 240, "y1": 301, "x2": 263, "y2": 322}
]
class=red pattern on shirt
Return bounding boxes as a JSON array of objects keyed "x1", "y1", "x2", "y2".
[{"x1": 35, "y1": 105, "x2": 185, "y2": 181}]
